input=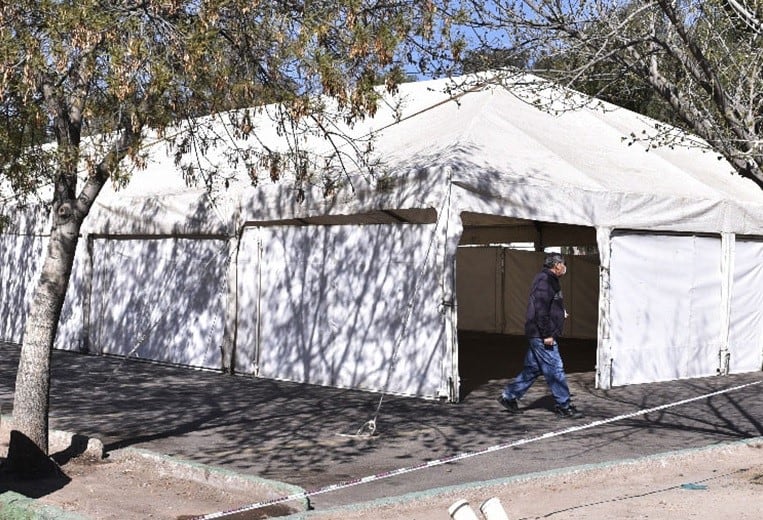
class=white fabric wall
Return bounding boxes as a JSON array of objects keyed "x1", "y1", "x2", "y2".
[
  {"x1": 235, "y1": 223, "x2": 446, "y2": 398},
  {"x1": 87, "y1": 237, "x2": 228, "y2": 368},
  {"x1": 1, "y1": 233, "x2": 105, "y2": 351},
  {"x1": 609, "y1": 234, "x2": 722, "y2": 386},
  {"x1": 0, "y1": 234, "x2": 47, "y2": 343},
  {"x1": 729, "y1": 239, "x2": 763, "y2": 373}
]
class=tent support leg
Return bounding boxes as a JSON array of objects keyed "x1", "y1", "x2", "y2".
[{"x1": 718, "y1": 233, "x2": 735, "y2": 376}]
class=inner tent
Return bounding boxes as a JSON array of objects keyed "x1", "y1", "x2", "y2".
[{"x1": 455, "y1": 213, "x2": 599, "y2": 398}]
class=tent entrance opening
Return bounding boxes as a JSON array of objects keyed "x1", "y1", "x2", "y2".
[{"x1": 455, "y1": 215, "x2": 599, "y2": 398}]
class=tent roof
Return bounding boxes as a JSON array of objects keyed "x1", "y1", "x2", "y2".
[
  {"x1": 9, "y1": 72, "x2": 763, "y2": 237},
  {"x1": 350, "y1": 76, "x2": 763, "y2": 235}
]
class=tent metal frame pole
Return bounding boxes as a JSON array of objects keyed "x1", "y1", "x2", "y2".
[
  {"x1": 595, "y1": 227, "x2": 613, "y2": 390},
  {"x1": 441, "y1": 175, "x2": 461, "y2": 402},
  {"x1": 719, "y1": 233, "x2": 735, "y2": 376},
  {"x1": 254, "y1": 228, "x2": 264, "y2": 377}
]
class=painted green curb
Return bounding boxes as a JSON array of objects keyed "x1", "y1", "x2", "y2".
[
  {"x1": 278, "y1": 436, "x2": 763, "y2": 519},
  {"x1": 0, "y1": 491, "x2": 89, "y2": 520}
]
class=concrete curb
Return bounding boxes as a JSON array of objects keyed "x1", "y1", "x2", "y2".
[
  {"x1": 114, "y1": 447, "x2": 310, "y2": 511},
  {"x1": 278, "y1": 435, "x2": 763, "y2": 519}
]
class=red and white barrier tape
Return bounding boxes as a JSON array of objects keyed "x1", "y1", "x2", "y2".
[{"x1": 194, "y1": 379, "x2": 762, "y2": 519}]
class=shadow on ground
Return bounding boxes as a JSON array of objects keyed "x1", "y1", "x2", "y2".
[
  {"x1": 0, "y1": 466, "x2": 71, "y2": 499},
  {"x1": 0, "y1": 337, "x2": 760, "y2": 510}
]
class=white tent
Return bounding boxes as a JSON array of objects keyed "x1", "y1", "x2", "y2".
[{"x1": 3, "y1": 73, "x2": 763, "y2": 401}]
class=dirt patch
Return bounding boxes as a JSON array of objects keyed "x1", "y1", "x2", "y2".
[
  {"x1": 0, "y1": 421, "x2": 303, "y2": 519},
  {"x1": 1, "y1": 418, "x2": 762, "y2": 520}
]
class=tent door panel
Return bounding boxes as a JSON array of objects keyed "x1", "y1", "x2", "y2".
[
  {"x1": 89, "y1": 237, "x2": 227, "y2": 368},
  {"x1": 250, "y1": 223, "x2": 445, "y2": 398},
  {"x1": 729, "y1": 239, "x2": 763, "y2": 373},
  {"x1": 684, "y1": 238, "x2": 723, "y2": 377},
  {"x1": 609, "y1": 233, "x2": 721, "y2": 386},
  {"x1": 0, "y1": 234, "x2": 46, "y2": 343}
]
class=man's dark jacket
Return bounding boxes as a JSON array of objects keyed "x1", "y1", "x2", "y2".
[{"x1": 524, "y1": 267, "x2": 566, "y2": 339}]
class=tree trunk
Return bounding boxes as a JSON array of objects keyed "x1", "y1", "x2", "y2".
[{"x1": 5, "y1": 203, "x2": 85, "y2": 477}]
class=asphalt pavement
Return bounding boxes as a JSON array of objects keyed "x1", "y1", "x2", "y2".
[{"x1": 1, "y1": 342, "x2": 761, "y2": 512}]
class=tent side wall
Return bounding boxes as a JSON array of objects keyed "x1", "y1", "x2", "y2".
[
  {"x1": 84, "y1": 236, "x2": 228, "y2": 367},
  {"x1": 601, "y1": 231, "x2": 763, "y2": 388},
  {"x1": 6, "y1": 210, "x2": 761, "y2": 400},
  {"x1": 234, "y1": 221, "x2": 450, "y2": 399},
  {"x1": 3, "y1": 220, "x2": 762, "y2": 399},
  {"x1": 0, "y1": 232, "x2": 47, "y2": 344}
]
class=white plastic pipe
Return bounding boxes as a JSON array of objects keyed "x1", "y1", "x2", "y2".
[
  {"x1": 448, "y1": 499, "x2": 481, "y2": 520},
  {"x1": 480, "y1": 497, "x2": 510, "y2": 520}
]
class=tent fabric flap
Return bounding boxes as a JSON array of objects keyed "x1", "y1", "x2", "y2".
[
  {"x1": 235, "y1": 222, "x2": 447, "y2": 398},
  {"x1": 729, "y1": 238, "x2": 763, "y2": 373},
  {"x1": 608, "y1": 233, "x2": 723, "y2": 386},
  {"x1": 87, "y1": 237, "x2": 228, "y2": 367}
]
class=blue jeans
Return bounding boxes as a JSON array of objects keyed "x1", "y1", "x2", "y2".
[{"x1": 502, "y1": 337, "x2": 571, "y2": 408}]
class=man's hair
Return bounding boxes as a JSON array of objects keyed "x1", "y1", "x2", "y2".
[{"x1": 543, "y1": 252, "x2": 565, "y2": 268}]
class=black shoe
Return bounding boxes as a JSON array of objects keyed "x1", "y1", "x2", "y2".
[
  {"x1": 555, "y1": 404, "x2": 584, "y2": 419},
  {"x1": 497, "y1": 396, "x2": 522, "y2": 414}
]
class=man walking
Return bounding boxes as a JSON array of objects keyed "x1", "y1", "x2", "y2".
[{"x1": 497, "y1": 253, "x2": 583, "y2": 419}]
